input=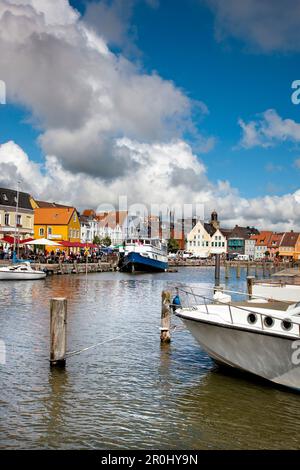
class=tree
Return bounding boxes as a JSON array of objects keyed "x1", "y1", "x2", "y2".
[
  {"x1": 101, "y1": 236, "x2": 112, "y2": 247},
  {"x1": 168, "y1": 238, "x2": 179, "y2": 253},
  {"x1": 265, "y1": 250, "x2": 270, "y2": 258},
  {"x1": 93, "y1": 235, "x2": 101, "y2": 245}
]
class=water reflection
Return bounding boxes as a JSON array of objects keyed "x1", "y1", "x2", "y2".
[{"x1": 1, "y1": 267, "x2": 299, "y2": 449}]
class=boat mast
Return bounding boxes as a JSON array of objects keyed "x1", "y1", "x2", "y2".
[{"x1": 13, "y1": 180, "x2": 20, "y2": 262}]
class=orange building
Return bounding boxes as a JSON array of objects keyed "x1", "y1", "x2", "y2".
[{"x1": 34, "y1": 206, "x2": 81, "y2": 251}]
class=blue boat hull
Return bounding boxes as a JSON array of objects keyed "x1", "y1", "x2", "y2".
[{"x1": 120, "y1": 252, "x2": 168, "y2": 273}]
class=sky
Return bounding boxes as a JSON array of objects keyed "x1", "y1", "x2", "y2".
[{"x1": 1, "y1": 0, "x2": 300, "y2": 229}]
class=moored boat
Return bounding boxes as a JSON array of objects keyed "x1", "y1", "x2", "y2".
[
  {"x1": 0, "y1": 262, "x2": 46, "y2": 280},
  {"x1": 174, "y1": 287, "x2": 300, "y2": 390},
  {"x1": 119, "y1": 238, "x2": 168, "y2": 273}
]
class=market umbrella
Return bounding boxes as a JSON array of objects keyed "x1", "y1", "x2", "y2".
[{"x1": 23, "y1": 238, "x2": 62, "y2": 246}]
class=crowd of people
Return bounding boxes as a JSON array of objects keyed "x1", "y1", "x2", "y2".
[{"x1": 0, "y1": 246, "x2": 118, "y2": 264}]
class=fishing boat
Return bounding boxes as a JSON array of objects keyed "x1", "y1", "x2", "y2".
[
  {"x1": 119, "y1": 238, "x2": 168, "y2": 273},
  {"x1": 174, "y1": 287, "x2": 300, "y2": 390},
  {"x1": 0, "y1": 262, "x2": 46, "y2": 280}
]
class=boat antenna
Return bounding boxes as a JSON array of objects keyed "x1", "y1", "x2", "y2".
[{"x1": 13, "y1": 180, "x2": 21, "y2": 263}]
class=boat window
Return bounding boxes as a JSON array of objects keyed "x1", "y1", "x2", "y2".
[
  {"x1": 145, "y1": 240, "x2": 151, "y2": 245},
  {"x1": 247, "y1": 313, "x2": 257, "y2": 325},
  {"x1": 264, "y1": 316, "x2": 274, "y2": 328},
  {"x1": 281, "y1": 319, "x2": 292, "y2": 331}
]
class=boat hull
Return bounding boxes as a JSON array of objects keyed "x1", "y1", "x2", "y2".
[
  {"x1": 180, "y1": 316, "x2": 300, "y2": 390},
  {"x1": 120, "y1": 252, "x2": 168, "y2": 273},
  {"x1": 0, "y1": 271, "x2": 46, "y2": 280}
]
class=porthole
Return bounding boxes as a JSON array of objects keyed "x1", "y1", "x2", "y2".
[
  {"x1": 281, "y1": 319, "x2": 292, "y2": 331},
  {"x1": 264, "y1": 316, "x2": 274, "y2": 328},
  {"x1": 247, "y1": 313, "x2": 257, "y2": 325}
]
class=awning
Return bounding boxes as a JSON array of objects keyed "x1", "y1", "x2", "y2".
[{"x1": 1, "y1": 236, "x2": 36, "y2": 244}]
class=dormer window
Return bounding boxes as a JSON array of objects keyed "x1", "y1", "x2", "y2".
[{"x1": 2, "y1": 193, "x2": 7, "y2": 201}]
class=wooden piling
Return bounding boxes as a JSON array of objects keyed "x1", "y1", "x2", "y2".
[
  {"x1": 246, "y1": 262, "x2": 250, "y2": 277},
  {"x1": 50, "y1": 298, "x2": 67, "y2": 366},
  {"x1": 225, "y1": 262, "x2": 230, "y2": 280},
  {"x1": 236, "y1": 264, "x2": 240, "y2": 279},
  {"x1": 262, "y1": 263, "x2": 266, "y2": 277},
  {"x1": 247, "y1": 276, "x2": 255, "y2": 299},
  {"x1": 160, "y1": 291, "x2": 171, "y2": 343},
  {"x1": 255, "y1": 264, "x2": 259, "y2": 278},
  {"x1": 214, "y1": 253, "x2": 221, "y2": 287}
]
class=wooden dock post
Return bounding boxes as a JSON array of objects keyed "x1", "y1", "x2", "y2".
[
  {"x1": 236, "y1": 264, "x2": 240, "y2": 279},
  {"x1": 255, "y1": 264, "x2": 259, "y2": 278},
  {"x1": 50, "y1": 298, "x2": 67, "y2": 367},
  {"x1": 246, "y1": 262, "x2": 250, "y2": 277},
  {"x1": 247, "y1": 276, "x2": 255, "y2": 299},
  {"x1": 225, "y1": 262, "x2": 230, "y2": 280},
  {"x1": 160, "y1": 291, "x2": 171, "y2": 343},
  {"x1": 214, "y1": 253, "x2": 221, "y2": 287},
  {"x1": 262, "y1": 263, "x2": 266, "y2": 277}
]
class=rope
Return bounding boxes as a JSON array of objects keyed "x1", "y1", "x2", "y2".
[{"x1": 66, "y1": 332, "x2": 130, "y2": 358}]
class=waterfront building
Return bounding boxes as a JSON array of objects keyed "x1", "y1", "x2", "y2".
[
  {"x1": 251, "y1": 231, "x2": 273, "y2": 260},
  {"x1": 186, "y1": 220, "x2": 211, "y2": 257},
  {"x1": 34, "y1": 206, "x2": 81, "y2": 250},
  {"x1": 267, "y1": 232, "x2": 284, "y2": 259},
  {"x1": 0, "y1": 187, "x2": 35, "y2": 242},
  {"x1": 97, "y1": 211, "x2": 128, "y2": 246},
  {"x1": 279, "y1": 231, "x2": 300, "y2": 260},
  {"x1": 227, "y1": 225, "x2": 259, "y2": 255},
  {"x1": 80, "y1": 209, "x2": 99, "y2": 244},
  {"x1": 245, "y1": 238, "x2": 256, "y2": 260}
]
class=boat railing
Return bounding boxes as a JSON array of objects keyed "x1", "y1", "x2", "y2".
[{"x1": 173, "y1": 286, "x2": 300, "y2": 333}]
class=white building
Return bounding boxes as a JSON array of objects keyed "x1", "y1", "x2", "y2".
[
  {"x1": 245, "y1": 238, "x2": 255, "y2": 260},
  {"x1": 210, "y1": 228, "x2": 227, "y2": 255},
  {"x1": 186, "y1": 221, "x2": 211, "y2": 257}
]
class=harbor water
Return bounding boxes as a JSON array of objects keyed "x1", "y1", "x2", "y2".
[{"x1": 1, "y1": 267, "x2": 300, "y2": 450}]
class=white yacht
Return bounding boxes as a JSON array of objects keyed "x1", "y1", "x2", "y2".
[
  {"x1": 174, "y1": 288, "x2": 300, "y2": 390},
  {"x1": 0, "y1": 262, "x2": 46, "y2": 280}
]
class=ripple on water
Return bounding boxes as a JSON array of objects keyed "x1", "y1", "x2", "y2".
[{"x1": 1, "y1": 267, "x2": 300, "y2": 449}]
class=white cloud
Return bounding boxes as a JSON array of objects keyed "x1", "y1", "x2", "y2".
[
  {"x1": 205, "y1": 0, "x2": 300, "y2": 53},
  {"x1": 238, "y1": 109, "x2": 300, "y2": 149},
  {"x1": 0, "y1": 0, "x2": 210, "y2": 180},
  {"x1": 2, "y1": 139, "x2": 300, "y2": 230}
]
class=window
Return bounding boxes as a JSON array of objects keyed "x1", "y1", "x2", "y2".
[
  {"x1": 212, "y1": 242, "x2": 214, "y2": 247},
  {"x1": 206, "y1": 241, "x2": 209, "y2": 247},
  {"x1": 48, "y1": 227, "x2": 52, "y2": 236},
  {"x1": 73, "y1": 212, "x2": 77, "y2": 222},
  {"x1": 39, "y1": 228, "x2": 44, "y2": 236},
  {"x1": 16, "y1": 214, "x2": 21, "y2": 226},
  {"x1": 4, "y1": 213, "x2": 9, "y2": 225}
]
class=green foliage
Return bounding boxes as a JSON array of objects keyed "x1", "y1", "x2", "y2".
[
  {"x1": 101, "y1": 236, "x2": 112, "y2": 247},
  {"x1": 93, "y1": 235, "x2": 101, "y2": 245},
  {"x1": 168, "y1": 238, "x2": 179, "y2": 253}
]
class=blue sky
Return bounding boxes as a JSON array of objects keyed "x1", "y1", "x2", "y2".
[
  {"x1": 3, "y1": 0, "x2": 300, "y2": 198},
  {"x1": 1, "y1": 0, "x2": 300, "y2": 228}
]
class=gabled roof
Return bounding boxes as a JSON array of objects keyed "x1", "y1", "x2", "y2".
[
  {"x1": 250, "y1": 231, "x2": 273, "y2": 246},
  {"x1": 280, "y1": 231, "x2": 300, "y2": 248},
  {"x1": 228, "y1": 225, "x2": 259, "y2": 240},
  {"x1": 34, "y1": 207, "x2": 77, "y2": 225},
  {"x1": 0, "y1": 187, "x2": 33, "y2": 210},
  {"x1": 97, "y1": 211, "x2": 128, "y2": 229},
  {"x1": 35, "y1": 200, "x2": 71, "y2": 208}
]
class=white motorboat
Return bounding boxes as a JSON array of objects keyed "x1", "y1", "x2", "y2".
[
  {"x1": 252, "y1": 279, "x2": 300, "y2": 303},
  {"x1": 0, "y1": 262, "x2": 46, "y2": 280},
  {"x1": 174, "y1": 288, "x2": 300, "y2": 390}
]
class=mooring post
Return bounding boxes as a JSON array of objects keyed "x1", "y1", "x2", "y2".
[
  {"x1": 236, "y1": 263, "x2": 240, "y2": 279},
  {"x1": 255, "y1": 264, "x2": 258, "y2": 278},
  {"x1": 225, "y1": 261, "x2": 230, "y2": 280},
  {"x1": 262, "y1": 263, "x2": 266, "y2": 277},
  {"x1": 215, "y1": 253, "x2": 221, "y2": 287},
  {"x1": 160, "y1": 291, "x2": 171, "y2": 343},
  {"x1": 246, "y1": 262, "x2": 250, "y2": 277},
  {"x1": 247, "y1": 276, "x2": 255, "y2": 300},
  {"x1": 50, "y1": 298, "x2": 67, "y2": 367}
]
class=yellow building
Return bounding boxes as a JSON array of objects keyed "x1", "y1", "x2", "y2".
[{"x1": 34, "y1": 207, "x2": 80, "y2": 251}]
